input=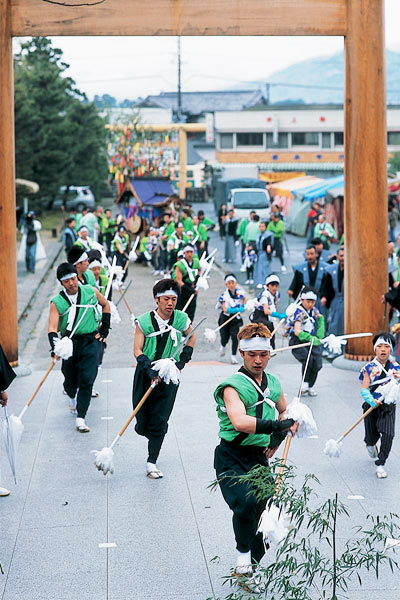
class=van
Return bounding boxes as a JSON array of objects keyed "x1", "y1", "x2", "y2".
[
  {"x1": 52, "y1": 186, "x2": 95, "y2": 211},
  {"x1": 230, "y1": 188, "x2": 271, "y2": 221}
]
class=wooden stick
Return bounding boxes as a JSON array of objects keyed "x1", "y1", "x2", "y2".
[
  {"x1": 18, "y1": 362, "x2": 55, "y2": 419},
  {"x1": 275, "y1": 433, "x2": 293, "y2": 494},
  {"x1": 214, "y1": 312, "x2": 238, "y2": 332},
  {"x1": 342, "y1": 405, "x2": 375, "y2": 440},
  {"x1": 118, "y1": 382, "x2": 157, "y2": 438},
  {"x1": 273, "y1": 342, "x2": 310, "y2": 353},
  {"x1": 182, "y1": 293, "x2": 195, "y2": 313},
  {"x1": 270, "y1": 318, "x2": 286, "y2": 337},
  {"x1": 118, "y1": 285, "x2": 133, "y2": 315}
]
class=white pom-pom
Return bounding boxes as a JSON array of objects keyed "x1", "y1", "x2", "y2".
[
  {"x1": 112, "y1": 280, "x2": 120, "y2": 291},
  {"x1": 258, "y1": 503, "x2": 290, "y2": 546},
  {"x1": 324, "y1": 438, "x2": 342, "y2": 458},
  {"x1": 378, "y1": 379, "x2": 400, "y2": 404},
  {"x1": 54, "y1": 336, "x2": 73, "y2": 359},
  {"x1": 152, "y1": 358, "x2": 180, "y2": 385},
  {"x1": 204, "y1": 328, "x2": 217, "y2": 344},
  {"x1": 199, "y1": 257, "x2": 209, "y2": 271},
  {"x1": 110, "y1": 301, "x2": 121, "y2": 325},
  {"x1": 245, "y1": 298, "x2": 258, "y2": 312},
  {"x1": 129, "y1": 250, "x2": 137, "y2": 262},
  {"x1": 130, "y1": 313, "x2": 136, "y2": 330},
  {"x1": 322, "y1": 334, "x2": 346, "y2": 355},
  {"x1": 196, "y1": 276, "x2": 209, "y2": 291},
  {"x1": 113, "y1": 266, "x2": 124, "y2": 282},
  {"x1": 92, "y1": 447, "x2": 115, "y2": 475},
  {"x1": 286, "y1": 397, "x2": 317, "y2": 438}
]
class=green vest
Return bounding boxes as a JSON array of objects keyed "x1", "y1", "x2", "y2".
[
  {"x1": 182, "y1": 217, "x2": 193, "y2": 232},
  {"x1": 73, "y1": 238, "x2": 92, "y2": 251},
  {"x1": 82, "y1": 270, "x2": 97, "y2": 286},
  {"x1": 137, "y1": 310, "x2": 189, "y2": 361},
  {"x1": 111, "y1": 233, "x2": 129, "y2": 252},
  {"x1": 51, "y1": 285, "x2": 101, "y2": 335},
  {"x1": 214, "y1": 372, "x2": 281, "y2": 447},
  {"x1": 194, "y1": 223, "x2": 208, "y2": 241},
  {"x1": 96, "y1": 273, "x2": 109, "y2": 296},
  {"x1": 174, "y1": 255, "x2": 200, "y2": 283}
]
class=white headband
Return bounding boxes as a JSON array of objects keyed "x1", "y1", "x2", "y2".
[
  {"x1": 79, "y1": 227, "x2": 89, "y2": 233},
  {"x1": 60, "y1": 272, "x2": 77, "y2": 282},
  {"x1": 73, "y1": 252, "x2": 88, "y2": 265},
  {"x1": 156, "y1": 290, "x2": 178, "y2": 298},
  {"x1": 183, "y1": 245, "x2": 194, "y2": 252},
  {"x1": 225, "y1": 276, "x2": 237, "y2": 283},
  {"x1": 301, "y1": 291, "x2": 317, "y2": 301},
  {"x1": 89, "y1": 260, "x2": 102, "y2": 269},
  {"x1": 239, "y1": 337, "x2": 271, "y2": 351},
  {"x1": 374, "y1": 337, "x2": 393, "y2": 351}
]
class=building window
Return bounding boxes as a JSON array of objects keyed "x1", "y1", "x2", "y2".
[
  {"x1": 334, "y1": 132, "x2": 344, "y2": 146},
  {"x1": 388, "y1": 132, "x2": 400, "y2": 145},
  {"x1": 322, "y1": 132, "x2": 331, "y2": 149},
  {"x1": 292, "y1": 132, "x2": 319, "y2": 146},
  {"x1": 266, "y1": 132, "x2": 289, "y2": 149},
  {"x1": 219, "y1": 133, "x2": 234, "y2": 149},
  {"x1": 236, "y1": 132, "x2": 263, "y2": 146}
]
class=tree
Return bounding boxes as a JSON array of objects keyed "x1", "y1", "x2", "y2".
[
  {"x1": 14, "y1": 37, "x2": 108, "y2": 209},
  {"x1": 388, "y1": 152, "x2": 400, "y2": 176}
]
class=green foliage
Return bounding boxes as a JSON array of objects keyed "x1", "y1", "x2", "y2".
[
  {"x1": 14, "y1": 37, "x2": 108, "y2": 210},
  {"x1": 215, "y1": 462, "x2": 400, "y2": 600},
  {"x1": 388, "y1": 152, "x2": 400, "y2": 176}
]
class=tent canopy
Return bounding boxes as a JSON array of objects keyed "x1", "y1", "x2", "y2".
[
  {"x1": 295, "y1": 175, "x2": 345, "y2": 202},
  {"x1": 269, "y1": 176, "x2": 323, "y2": 199},
  {"x1": 130, "y1": 177, "x2": 175, "y2": 207}
]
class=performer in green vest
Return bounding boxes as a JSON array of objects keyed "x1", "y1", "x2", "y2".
[
  {"x1": 48, "y1": 263, "x2": 111, "y2": 433},
  {"x1": 214, "y1": 323, "x2": 297, "y2": 587},
  {"x1": 173, "y1": 244, "x2": 201, "y2": 322},
  {"x1": 111, "y1": 224, "x2": 130, "y2": 281},
  {"x1": 73, "y1": 225, "x2": 94, "y2": 252},
  {"x1": 133, "y1": 279, "x2": 196, "y2": 479},
  {"x1": 67, "y1": 246, "x2": 97, "y2": 287}
]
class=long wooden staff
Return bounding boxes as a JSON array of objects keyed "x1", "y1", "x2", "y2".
[{"x1": 18, "y1": 362, "x2": 55, "y2": 420}]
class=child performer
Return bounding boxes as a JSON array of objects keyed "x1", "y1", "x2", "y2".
[
  {"x1": 217, "y1": 274, "x2": 246, "y2": 364},
  {"x1": 250, "y1": 274, "x2": 286, "y2": 349},
  {"x1": 287, "y1": 286, "x2": 325, "y2": 396},
  {"x1": 359, "y1": 332, "x2": 400, "y2": 479},
  {"x1": 243, "y1": 243, "x2": 257, "y2": 285}
]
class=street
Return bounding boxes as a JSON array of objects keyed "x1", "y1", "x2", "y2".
[{"x1": 1, "y1": 216, "x2": 400, "y2": 600}]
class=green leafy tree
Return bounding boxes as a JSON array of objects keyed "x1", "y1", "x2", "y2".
[
  {"x1": 14, "y1": 37, "x2": 108, "y2": 209},
  {"x1": 388, "y1": 152, "x2": 400, "y2": 176}
]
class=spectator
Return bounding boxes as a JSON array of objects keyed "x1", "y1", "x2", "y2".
[
  {"x1": 62, "y1": 217, "x2": 78, "y2": 255},
  {"x1": 313, "y1": 214, "x2": 336, "y2": 250},
  {"x1": 218, "y1": 203, "x2": 227, "y2": 239},
  {"x1": 223, "y1": 208, "x2": 239, "y2": 264},
  {"x1": 19, "y1": 210, "x2": 46, "y2": 274}
]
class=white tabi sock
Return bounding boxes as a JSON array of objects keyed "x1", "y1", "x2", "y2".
[{"x1": 235, "y1": 550, "x2": 252, "y2": 574}]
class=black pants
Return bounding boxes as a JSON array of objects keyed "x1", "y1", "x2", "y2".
[
  {"x1": 132, "y1": 364, "x2": 179, "y2": 463},
  {"x1": 219, "y1": 313, "x2": 243, "y2": 355},
  {"x1": 290, "y1": 335, "x2": 322, "y2": 386},
  {"x1": 214, "y1": 440, "x2": 271, "y2": 564},
  {"x1": 363, "y1": 402, "x2": 396, "y2": 466},
  {"x1": 61, "y1": 332, "x2": 99, "y2": 419},
  {"x1": 177, "y1": 285, "x2": 197, "y2": 322},
  {"x1": 246, "y1": 266, "x2": 254, "y2": 280},
  {"x1": 273, "y1": 238, "x2": 284, "y2": 266},
  {"x1": 113, "y1": 251, "x2": 128, "y2": 281}
]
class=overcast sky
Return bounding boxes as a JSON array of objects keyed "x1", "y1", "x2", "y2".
[{"x1": 18, "y1": 0, "x2": 400, "y2": 102}]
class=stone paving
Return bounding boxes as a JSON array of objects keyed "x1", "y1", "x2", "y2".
[{"x1": 1, "y1": 206, "x2": 399, "y2": 599}]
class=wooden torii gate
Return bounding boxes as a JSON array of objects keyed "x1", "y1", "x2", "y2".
[{"x1": 0, "y1": 0, "x2": 387, "y2": 363}]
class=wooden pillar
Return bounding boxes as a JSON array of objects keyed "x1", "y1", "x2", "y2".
[
  {"x1": 0, "y1": 0, "x2": 18, "y2": 364},
  {"x1": 344, "y1": 0, "x2": 387, "y2": 359},
  {"x1": 178, "y1": 128, "x2": 187, "y2": 200}
]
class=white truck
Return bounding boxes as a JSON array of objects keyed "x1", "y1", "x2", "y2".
[{"x1": 229, "y1": 187, "x2": 271, "y2": 220}]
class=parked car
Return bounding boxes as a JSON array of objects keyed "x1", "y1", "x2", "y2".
[
  {"x1": 52, "y1": 186, "x2": 95, "y2": 211},
  {"x1": 230, "y1": 187, "x2": 271, "y2": 220}
]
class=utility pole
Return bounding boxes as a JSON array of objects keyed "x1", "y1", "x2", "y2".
[
  {"x1": 177, "y1": 36, "x2": 183, "y2": 122},
  {"x1": 265, "y1": 82, "x2": 270, "y2": 104}
]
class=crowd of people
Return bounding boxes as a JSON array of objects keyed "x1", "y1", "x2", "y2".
[{"x1": 2, "y1": 191, "x2": 399, "y2": 596}]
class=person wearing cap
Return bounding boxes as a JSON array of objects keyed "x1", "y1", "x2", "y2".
[
  {"x1": 48, "y1": 263, "x2": 111, "y2": 432},
  {"x1": 213, "y1": 323, "x2": 297, "y2": 588},
  {"x1": 250, "y1": 275, "x2": 285, "y2": 349},
  {"x1": 67, "y1": 246, "x2": 97, "y2": 287},
  {"x1": 286, "y1": 286, "x2": 325, "y2": 396},
  {"x1": 217, "y1": 274, "x2": 246, "y2": 364},
  {"x1": 73, "y1": 226, "x2": 94, "y2": 253},
  {"x1": 111, "y1": 225, "x2": 130, "y2": 281},
  {"x1": 173, "y1": 244, "x2": 201, "y2": 322},
  {"x1": 359, "y1": 332, "x2": 400, "y2": 479},
  {"x1": 133, "y1": 279, "x2": 196, "y2": 479},
  {"x1": 0, "y1": 342, "x2": 16, "y2": 497}
]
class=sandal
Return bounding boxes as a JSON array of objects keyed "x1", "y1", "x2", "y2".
[
  {"x1": 76, "y1": 418, "x2": 90, "y2": 433},
  {"x1": 146, "y1": 469, "x2": 163, "y2": 479}
]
